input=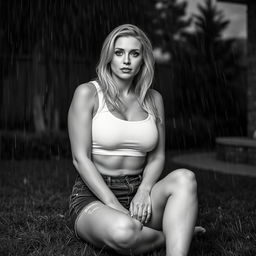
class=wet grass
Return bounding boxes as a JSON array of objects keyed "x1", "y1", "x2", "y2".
[{"x1": 0, "y1": 153, "x2": 256, "y2": 256}]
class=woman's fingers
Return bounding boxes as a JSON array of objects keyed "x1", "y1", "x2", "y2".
[
  {"x1": 141, "y1": 204, "x2": 151, "y2": 224},
  {"x1": 131, "y1": 202, "x2": 139, "y2": 219},
  {"x1": 131, "y1": 203, "x2": 142, "y2": 221},
  {"x1": 136, "y1": 203, "x2": 151, "y2": 223},
  {"x1": 145, "y1": 205, "x2": 151, "y2": 223},
  {"x1": 129, "y1": 203, "x2": 134, "y2": 217},
  {"x1": 137, "y1": 204, "x2": 143, "y2": 222},
  {"x1": 130, "y1": 201, "x2": 151, "y2": 224},
  {"x1": 141, "y1": 207, "x2": 147, "y2": 223}
]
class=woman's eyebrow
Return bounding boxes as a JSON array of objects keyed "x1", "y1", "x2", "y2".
[{"x1": 114, "y1": 47, "x2": 141, "y2": 51}]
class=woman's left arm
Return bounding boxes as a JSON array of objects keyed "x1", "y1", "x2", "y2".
[{"x1": 130, "y1": 89, "x2": 165, "y2": 224}]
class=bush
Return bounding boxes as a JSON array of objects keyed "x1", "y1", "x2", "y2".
[
  {"x1": 0, "y1": 131, "x2": 71, "y2": 160},
  {"x1": 1, "y1": 115, "x2": 245, "y2": 159},
  {"x1": 165, "y1": 116, "x2": 215, "y2": 150},
  {"x1": 165, "y1": 115, "x2": 245, "y2": 150}
]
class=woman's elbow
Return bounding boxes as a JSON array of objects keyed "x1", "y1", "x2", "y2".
[
  {"x1": 72, "y1": 158, "x2": 79, "y2": 170},
  {"x1": 72, "y1": 154, "x2": 90, "y2": 170},
  {"x1": 148, "y1": 153, "x2": 165, "y2": 165}
]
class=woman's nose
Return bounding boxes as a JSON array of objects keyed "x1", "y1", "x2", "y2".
[{"x1": 123, "y1": 53, "x2": 130, "y2": 65}]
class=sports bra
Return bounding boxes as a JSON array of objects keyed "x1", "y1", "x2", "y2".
[{"x1": 91, "y1": 80, "x2": 158, "y2": 157}]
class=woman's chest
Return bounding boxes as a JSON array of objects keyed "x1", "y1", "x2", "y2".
[
  {"x1": 92, "y1": 112, "x2": 158, "y2": 153},
  {"x1": 108, "y1": 96, "x2": 147, "y2": 122}
]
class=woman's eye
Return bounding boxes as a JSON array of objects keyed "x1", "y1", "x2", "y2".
[
  {"x1": 115, "y1": 51, "x2": 123, "y2": 56},
  {"x1": 131, "y1": 51, "x2": 140, "y2": 57}
]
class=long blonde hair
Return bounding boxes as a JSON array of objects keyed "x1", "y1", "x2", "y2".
[{"x1": 96, "y1": 24, "x2": 159, "y2": 121}]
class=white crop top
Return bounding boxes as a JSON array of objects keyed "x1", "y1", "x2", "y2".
[{"x1": 91, "y1": 81, "x2": 158, "y2": 157}]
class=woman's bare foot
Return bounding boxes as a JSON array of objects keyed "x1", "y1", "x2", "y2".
[{"x1": 194, "y1": 226, "x2": 206, "y2": 235}]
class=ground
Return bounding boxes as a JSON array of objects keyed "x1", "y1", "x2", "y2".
[{"x1": 0, "y1": 152, "x2": 256, "y2": 256}]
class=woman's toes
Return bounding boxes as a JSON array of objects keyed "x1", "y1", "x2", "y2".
[{"x1": 194, "y1": 226, "x2": 206, "y2": 235}]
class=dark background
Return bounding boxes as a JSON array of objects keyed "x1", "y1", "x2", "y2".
[{"x1": 0, "y1": 0, "x2": 247, "y2": 159}]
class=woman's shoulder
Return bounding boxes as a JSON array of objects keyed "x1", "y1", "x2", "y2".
[
  {"x1": 148, "y1": 89, "x2": 164, "y2": 122},
  {"x1": 148, "y1": 89, "x2": 163, "y2": 104},
  {"x1": 70, "y1": 82, "x2": 98, "y2": 112},
  {"x1": 74, "y1": 82, "x2": 98, "y2": 99}
]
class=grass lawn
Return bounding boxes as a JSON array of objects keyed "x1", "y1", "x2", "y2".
[{"x1": 0, "y1": 153, "x2": 256, "y2": 256}]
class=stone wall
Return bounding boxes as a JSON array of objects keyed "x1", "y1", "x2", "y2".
[{"x1": 247, "y1": 1, "x2": 256, "y2": 136}]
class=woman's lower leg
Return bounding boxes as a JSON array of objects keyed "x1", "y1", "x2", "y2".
[
  {"x1": 131, "y1": 226, "x2": 165, "y2": 255},
  {"x1": 163, "y1": 173, "x2": 198, "y2": 256}
]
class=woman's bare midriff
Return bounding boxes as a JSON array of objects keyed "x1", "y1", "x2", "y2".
[{"x1": 92, "y1": 154, "x2": 146, "y2": 176}]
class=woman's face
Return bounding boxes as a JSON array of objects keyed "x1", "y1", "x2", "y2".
[{"x1": 110, "y1": 36, "x2": 143, "y2": 83}]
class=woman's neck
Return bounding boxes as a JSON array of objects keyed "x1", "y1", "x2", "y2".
[{"x1": 112, "y1": 77, "x2": 134, "y2": 96}]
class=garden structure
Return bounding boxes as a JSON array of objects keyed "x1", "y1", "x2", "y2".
[
  {"x1": 216, "y1": 137, "x2": 256, "y2": 165},
  {"x1": 216, "y1": 0, "x2": 256, "y2": 167},
  {"x1": 218, "y1": 0, "x2": 256, "y2": 137}
]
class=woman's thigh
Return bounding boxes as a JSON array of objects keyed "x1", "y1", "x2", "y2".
[
  {"x1": 145, "y1": 169, "x2": 195, "y2": 230},
  {"x1": 144, "y1": 176, "x2": 169, "y2": 230},
  {"x1": 75, "y1": 201, "x2": 142, "y2": 248}
]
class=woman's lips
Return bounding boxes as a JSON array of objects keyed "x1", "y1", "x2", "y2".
[{"x1": 120, "y1": 68, "x2": 132, "y2": 73}]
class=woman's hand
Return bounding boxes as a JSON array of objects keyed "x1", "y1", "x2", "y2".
[
  {"x1": 129, "y1": 188, "x2": 151, "y2": 224},
  {"x1": 107, "y1": 201, "x2": 130, "y2": 215}
]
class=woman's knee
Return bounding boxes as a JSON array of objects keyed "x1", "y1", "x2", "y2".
[
  {"x1": 110, "y1": 216, "x2": 141, "y2": 250},
  {"x1": 167, "y1": 168, "x2": 197, "y2": 192}
]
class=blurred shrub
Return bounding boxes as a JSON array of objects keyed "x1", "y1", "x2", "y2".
[
  {"x1": 1, "y1": 115, "x2": 245, "y2": 159},
  {"x1": 0, "y1": 131, "x2": 71, "y2": 160},
  {"x1": 165, "y1": 116, "x2": 214, "y2": 150},
  {"x1": 165, "y1": 116, "x2": 245, "y2": 150}
]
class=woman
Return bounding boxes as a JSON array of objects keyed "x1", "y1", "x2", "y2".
[{"x1": 68, "y1": 24, "x2": 204, "y2": 256}]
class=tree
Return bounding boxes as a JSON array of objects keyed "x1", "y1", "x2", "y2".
[
  {"x1": 143, "y1": 0, "x2": 191, "y2": 58},
  {"x1": 138, "y1": 0, "x2": 192, "y2": 119},
  {"x1": 177, "y1": 0, "x2": 244, "y2": 128}
]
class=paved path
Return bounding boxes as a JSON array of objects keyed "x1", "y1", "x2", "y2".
[{"x1": 170, "y1": 151, "x2": 256, "y2": 177}]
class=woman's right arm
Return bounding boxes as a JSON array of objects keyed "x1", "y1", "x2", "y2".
[{"x1": 68, "y1": 83, "x2": 128, "y2": 214}]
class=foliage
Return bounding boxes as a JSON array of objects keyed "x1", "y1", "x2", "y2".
[
  {"x1": 0, "y1": 0, "x2": 247, "y2": 139},
  {"x1": 1, "y1": 158, "x2": 256, "y2": 255},
  {"x1": 0, "y1": 117, "x2": 222, "y2": 160},
  {"x1": 143, "y1": 0, "x2": 191, "y2": 52},
  {"x1": 165, "y1": 116, "x2": 215, "y2": 150},
  {"x1": 0, "y1": 0, "x2": 145, "y2": 133},
  {"x1": 0, "y1": 131, "x2": 71, "y2": 160},
  {"x1": 170, "y1": 0, "x2": 246, "y2": 135},
  {"x1": 165, "y1": 115, "x2": 246, "y2": 150},
  {"x1": 0, "y1": 110, "x2": 246, "y2": 161}
]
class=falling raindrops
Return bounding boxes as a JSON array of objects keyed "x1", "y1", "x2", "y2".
[{"x1": 0, "y1": 0, "x2": 247, "y2": 155}]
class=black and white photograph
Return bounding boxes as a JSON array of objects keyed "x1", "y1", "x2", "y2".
[{"x1": 0, "y1": 0, "x2": 255, "y2": 255}]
